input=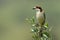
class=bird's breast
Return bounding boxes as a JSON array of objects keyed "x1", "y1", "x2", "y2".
[
  {"x1": 36, "y1": 12, "x2": 44, "y2": 19},
  {"x1": 36, "y1": 12, "x2": 44, "y2": 25}
]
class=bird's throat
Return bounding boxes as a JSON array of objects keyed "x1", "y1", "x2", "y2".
[{"x1": 36, "y1": 10, "x2": 41, "y2": 14}]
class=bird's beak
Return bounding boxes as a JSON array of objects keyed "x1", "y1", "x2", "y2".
[{"x1": 33, "y1": 7, "x2": 36, "y2": 10}]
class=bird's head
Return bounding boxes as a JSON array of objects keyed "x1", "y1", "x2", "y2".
[{"x1": 33, "y1": 6, "x2": 42, "y2": 12}]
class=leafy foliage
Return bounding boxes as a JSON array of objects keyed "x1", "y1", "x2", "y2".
[{"x1": 25, "y1": 16, "x2": 52, "y2": 40}]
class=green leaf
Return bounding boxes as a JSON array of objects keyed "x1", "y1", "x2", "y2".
[
  {"x1": 44, "y1": 23, "x2": 48, "y2": 29},
  {"x1": 32, "y1": 16, "x2": 35, "y2": 23},
  {"x1": 25, "y1": 18, "x2": 31, "y2": 23},
  {"x1": 32, "y1": 35, "x2": 39, "y2": 40},
  {"x1": 49, "y1": 27, "x2": 53, "y2": 32},
  {"x1": 32, "y1": 24, "x2": 35, "y2": 27},
  {"x1": 30, "y1": 16, "x2": 35, "y2": 24},
  {"x1": 43, "y1": 34, "x2": 48, "y2": 38},
  {"x1": 31, "y1": 28, "x2": 38, "y2": 32},
  {"x1": 44, "y1": 25, "x2": 48, "y2": 29},
  {"x1": 45, "y1": 23, "x2": 48, "y2": 27},
  {"x1": 43, "y1": 32, "x2": 50, "y2": 38}
]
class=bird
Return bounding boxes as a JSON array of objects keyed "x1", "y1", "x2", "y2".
[
  {"x1": 33, "y1": 6, "x2": 46, "y2": 37},
  {"x1": 33, "y1": 6, "x2": 46, "y2": 27}
]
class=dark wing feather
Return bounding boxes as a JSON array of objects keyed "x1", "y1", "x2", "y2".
[{"x1": 42, "y1": 11, "x2": 46, "y2": 25}]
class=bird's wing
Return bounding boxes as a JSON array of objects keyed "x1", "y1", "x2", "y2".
[
  {"x1": 41, "y1": 10, "x2": 46, "y2": 25},
  {"x1": 44, "y1": 12, "x2": 46, "y2": 20},
  {"x1": 42, "y1": 10, "x2": 46, "y2": 19}
]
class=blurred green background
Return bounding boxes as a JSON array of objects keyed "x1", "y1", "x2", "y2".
[{"x1": 0, "y1": 0, "x2": 60, "y2": 40}]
